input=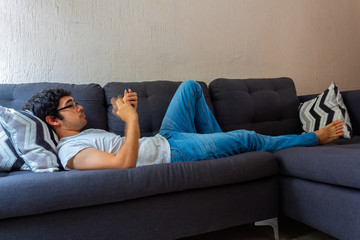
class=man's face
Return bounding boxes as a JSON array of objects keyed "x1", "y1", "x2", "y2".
[{"x1": 56, "y1": 96, "x2": 87, "y2": 131}]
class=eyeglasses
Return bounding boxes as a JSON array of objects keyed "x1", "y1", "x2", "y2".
[{"x1": 57, "y1": 101, "x2": 79, "y2": 112}]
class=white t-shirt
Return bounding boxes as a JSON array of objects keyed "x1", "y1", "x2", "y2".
[{"x1": 57, "y1": 129, "x2": 171, "y2": 169}]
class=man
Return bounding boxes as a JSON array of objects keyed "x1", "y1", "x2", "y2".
[{"x1": 23, "y1": 80, "x2": 344, "y2": 170}]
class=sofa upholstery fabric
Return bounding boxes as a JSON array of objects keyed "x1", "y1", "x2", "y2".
[
  {"x1": 0, "y1": 151, "x2": 277, "y2": 219},
  {"x1": 280, "y1": 177, "x2": 360, "y2": 240},
  {"x1": 209, "y1": 77, "x2": 302, "y2": 135},
  {"x1": 275, "y1": 143, "x2": 360, "y2": 189},
  {"x1": 0, "y1": 179, "x2": 279, "y2": 240}
]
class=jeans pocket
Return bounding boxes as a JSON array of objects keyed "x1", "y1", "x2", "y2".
[{"x1": 170, "y1": 148, "x2": 185, "y2": 162}]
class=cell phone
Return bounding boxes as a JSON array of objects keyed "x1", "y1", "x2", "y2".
[{"x1": 126, "y1": 82, "x2": 129, "y2": 93}]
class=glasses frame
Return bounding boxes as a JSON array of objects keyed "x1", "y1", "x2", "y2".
[{"x1": 57, "y1": 102, "x2": 79, "y2": 112}]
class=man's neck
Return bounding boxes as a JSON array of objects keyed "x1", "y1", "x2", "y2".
[{"x1": 55, "y1": 129, "x2": 81, "y2": 139}]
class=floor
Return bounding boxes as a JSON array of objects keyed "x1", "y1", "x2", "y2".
[{"x1": 179, "y1": 217, "x2": 338, "y2": 240}]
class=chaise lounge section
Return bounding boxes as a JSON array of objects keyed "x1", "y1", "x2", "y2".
[
  {"x1": 275, "y1": 90, "x2": 360, "y2": 240},
  {"x1": 209, "y1": 78, "x2": 360, "y2": 240}
]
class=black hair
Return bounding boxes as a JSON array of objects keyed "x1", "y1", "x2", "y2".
[{"x1": 22, "y1": 88, "x2": 72, "y2": 123}]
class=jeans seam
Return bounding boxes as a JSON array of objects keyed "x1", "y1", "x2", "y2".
[
  {"x1": 185, "y1": 88, "x2": 196, "y2": 133},
  {"x1": 199, "y1": 100, "x2": 217, "y2": 133},
  {"x1": 212, "y1": 144, "x2": 247, "y2": 158}
]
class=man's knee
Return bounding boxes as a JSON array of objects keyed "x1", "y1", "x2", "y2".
[{"x1": 180, "y1": 80, "x2": 201, "y2": 92}]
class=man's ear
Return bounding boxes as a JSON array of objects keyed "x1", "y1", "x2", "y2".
[{"x1": 45, "y1": 116, "x2": 60, "y2": 127}]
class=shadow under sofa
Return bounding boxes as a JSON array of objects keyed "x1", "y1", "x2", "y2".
[{"x1": 0, "y1": 77, "x2": 359, "y2": 240}]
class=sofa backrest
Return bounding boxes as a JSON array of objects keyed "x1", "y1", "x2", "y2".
[
  {"x1": 209, "y1": 77, "x2": 303, "y2": 136},
  {"x1": 0, "y1": 79, "x2": 302, "y2": 137},
  {"x1": 340, "y1": 91, "x2": 360, "y2": 136},
  {"x1": 0, "y1": 83, "x2": 107, "y2": 131},
  {"x1": 104, "y1": 81, "x2": 213, "y2": 137}
]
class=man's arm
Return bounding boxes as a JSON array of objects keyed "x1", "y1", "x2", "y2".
[{"x1": 67, "y1": 95, "x2": 140, "y2": 170}]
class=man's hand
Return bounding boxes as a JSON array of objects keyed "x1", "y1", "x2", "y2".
[
  {"x1": 111, "y1": 95, "x2": 138, "y2": 123},
  {"x1": 123, "y1": 89, "x2": 138, "y2": 111}
]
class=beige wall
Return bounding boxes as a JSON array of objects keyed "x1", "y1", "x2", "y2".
[{"x1": 1, "y1": 0, "x2": 359, "y2": 95}]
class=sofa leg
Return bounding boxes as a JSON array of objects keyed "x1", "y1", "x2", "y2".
[{"x1": 254, "y1": 217, "x2": 279, "y2": 240}]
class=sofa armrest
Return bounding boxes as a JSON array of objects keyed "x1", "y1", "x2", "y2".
[{"x1": 342, "y1": 90, "x2": 360, "y2": 136}]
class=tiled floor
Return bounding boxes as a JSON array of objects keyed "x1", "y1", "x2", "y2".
[{"x1": 179, "y1": 217, "x2": 338, "y2": 240}]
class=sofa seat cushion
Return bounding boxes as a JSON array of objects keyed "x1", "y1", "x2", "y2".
[
  {"x1": 275, "y1": 138, "x2": 360, "y2": 189},
  {"x1": 0, "y1": 151, "x2": 278, "y2": 219}
]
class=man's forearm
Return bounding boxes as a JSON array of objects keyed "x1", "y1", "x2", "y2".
[
  {"x1": 66, "y1": 117, "x2": 140, "y2": 170},
  {"x1": 110, "y1": 96, "x2": 140, "y2": 169},
  {"x1": 114, "y1": 117, "x2": 140, "y2": 168}
]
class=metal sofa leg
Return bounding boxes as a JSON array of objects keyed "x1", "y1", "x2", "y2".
[{"x1": 254, "y1": 217, "x2": 279, "y2": 240}]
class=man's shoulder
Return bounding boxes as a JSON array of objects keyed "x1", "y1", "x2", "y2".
[
  {"x1": 58, "y1": 129, "x2": 111, "y2": 145},
  {"x1": 81, "y1": 128, "x2": 109, "y2": 134}
]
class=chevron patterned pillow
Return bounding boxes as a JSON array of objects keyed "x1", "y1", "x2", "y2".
[
  {"x1": 0, "y1": 125, "x2": 31, "y2": 171},
  {"x1": 299, "y1": 82, "x2": 352, "y2": 139},
  {"x1": 0, "y1": 106, "x2": 64, "y2": 172}
]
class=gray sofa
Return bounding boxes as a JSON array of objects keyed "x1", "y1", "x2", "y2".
[{"x1": 0, "y1": 77, "x2": 359, "y2": 240}]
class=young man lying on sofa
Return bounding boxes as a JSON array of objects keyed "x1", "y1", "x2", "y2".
[{"x1": 23, "y1": 80, "x2": 344, "y2": 170}]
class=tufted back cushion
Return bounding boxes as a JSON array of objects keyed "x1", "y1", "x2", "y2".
[
  {"x1": 0, "y1": 83, "x2": 107, "y2": 131},
  {"x1": 209, "y1": 78, "x2": 302, "y2": 136},
  {"x1": 104, "y1": 81, "x2": 213, "y2": 137}
]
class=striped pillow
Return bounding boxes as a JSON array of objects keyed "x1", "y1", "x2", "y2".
[
  {"x1": 0, "y1": 106, "x2": 64, "y2": 172},
  {"x1": 0, "y1": 125, "x2": 31, "y2": 171},
  {"x1": 299, "y1": 82, "x2": 352, "y2": 139}
]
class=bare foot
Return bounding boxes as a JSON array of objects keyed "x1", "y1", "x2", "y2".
[{"x1": 314, "y1": 120, "x2": 344, "y2": 145}]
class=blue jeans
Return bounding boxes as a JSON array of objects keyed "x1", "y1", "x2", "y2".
[{"x1": 159, "y1": 80, "x2": 318, "y2": 162}]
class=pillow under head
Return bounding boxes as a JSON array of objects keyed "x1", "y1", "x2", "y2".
[
  {"x1": 0, "y1": 106, "x2": 63, "y2": 172},
  {"x1": 0, "y1": 125, "x2": 31, "y2": 171}
]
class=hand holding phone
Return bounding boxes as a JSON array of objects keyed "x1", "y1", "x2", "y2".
[{"x1": 123, "y1": 83, "x2": 138, "y2": 111}]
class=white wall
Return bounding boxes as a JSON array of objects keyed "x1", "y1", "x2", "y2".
[{"x1": 1, "y1": 0, "x2": 359, "y2": 94}]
